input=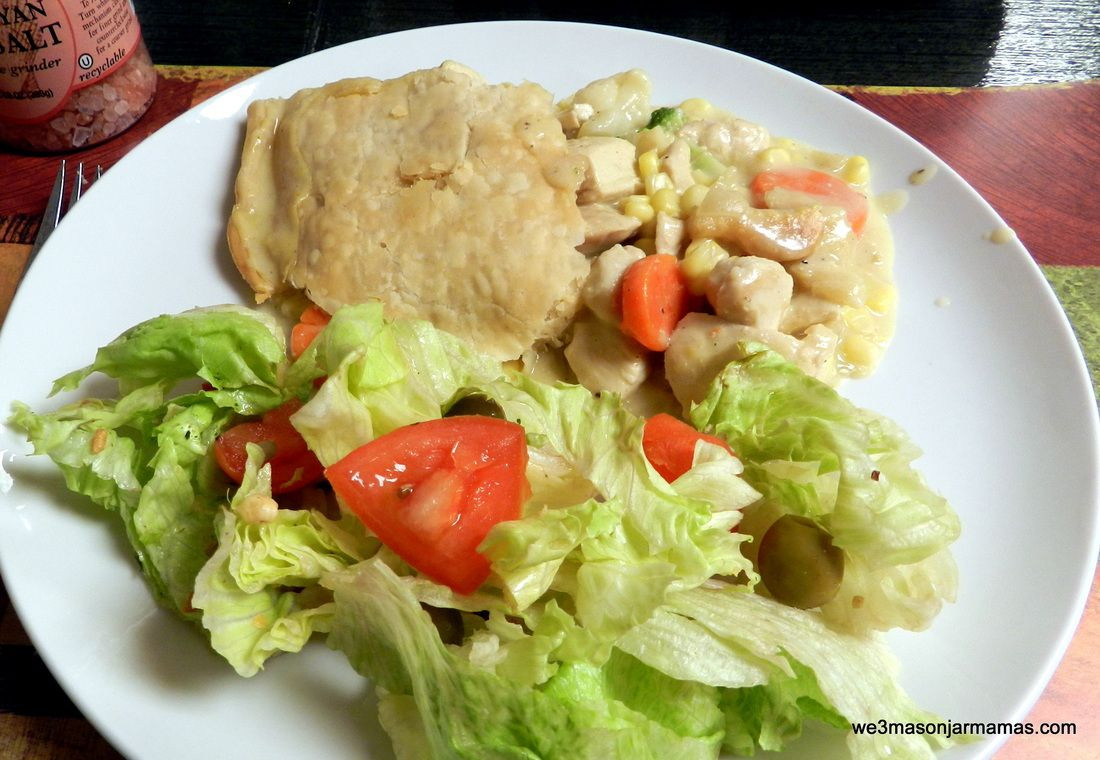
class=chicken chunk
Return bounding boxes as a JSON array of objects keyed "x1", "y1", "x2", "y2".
[
  {"x1": 582, "y1": 244, "x2": 645, "y2": 324},
  {"x1": 779, "y1": 294, "x2": 842, "y2": 334},
  {"x1": 796, "y1": 324, "x2": 840, "y2": 385},
  {"x1": 661, "y1": 138, "x2": 695, "y2": 192},
  {"x1": 654, "y1": 211, "x2": 686, "y2": 256},
  {"x1": 691, "y1": 185, "x2": 828, "y2": 263},
  {"x1": 664, "y1": 313, "x2": 803, "y2": 407},
  {"x1": 786, "y1": 222, "x2": 866, "y2": 306},
  {"x1": 564, "y1": 317, "x2": 650, "y2": 396},
  {"x1": 570, "y1": 137, "x2": 642, "y2": 204},
  {"x1": 705, "y1": 255, "x2": 794, "y2": 330},
  {"x1": 578, "y1": 204, "x2": 642, "y2": 255}
]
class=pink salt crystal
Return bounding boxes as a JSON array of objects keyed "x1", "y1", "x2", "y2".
[{"x1": 71, "y1": 126, "x2": 93, "y2": 147}]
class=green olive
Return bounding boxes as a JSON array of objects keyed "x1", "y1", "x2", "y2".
[
  {"x1": 757, "y1": 514, "x2": 844, "y2": 610},
  {"x1": 444, "y1": 393, "x2": 506, "y2": 420}
]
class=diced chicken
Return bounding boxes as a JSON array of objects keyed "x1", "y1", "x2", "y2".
[
  {"x1": 564, "y1": 316, "x2": 650, "y2": 396},
  {"x1": 693, "y1": 206, "x2": 827, "y2": 262},
  {"x1": 796, "y1": 324, "x2": 840, "y2": 385},
  {"x1": 557, "y1": 102, "x2": 596, "y2": 137},
  {"x1": 705, "y1": 255, "x2": 794, "y2": 330},
  {"x1": 786, "y1": 222, "x2": 866, "y2": 306},
  {"x1": 690, "y1": 180, "x2": 828, "y2": 262},
  {"x1": 654, "y1": 211, "x2": 686, "y2": 256},
  {"x1": 661, "y1": 138, "x2": 695, "y2": 192},
  {"x1": 664, "y1": 313, "x2": 803, "y2": 407},
  {"x1": 578, "y1": 204, "x2": 642, "y2": 255},
  {"x1": 569, "y1": 137, "x2": 642, "y2": 204},
  {"x1": 582, "y1": 244, "x2": 645, "y2": 324},
  {"x1": 678, "y1": 116, "x2": 770, "y2": 164},
  {"x1": 779, "y1": 294, "x2": 842, "y2": 334}
]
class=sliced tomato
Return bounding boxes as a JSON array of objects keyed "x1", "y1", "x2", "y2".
[
  {"x1": 326, "y1": 416, "x2": 529, "y2": 594},
  {"x1": 750, "y1": 168, "x2": 869, "y2": 236},
  {"x1": 642, "y1": 413, "x2": 735, "y2": 483},
  {"x1": 213, "y1": 398, "x2": 325, "y2": 494}
]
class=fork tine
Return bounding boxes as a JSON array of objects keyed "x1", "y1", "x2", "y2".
[
  {"x1": 68, "y1": 161, "x2": 86, "y2": 208},
  {"x1": 26, "y1": 160, "x2": 67, "y2": 265},
  {"x1": 21, "y1": 159, "x2": 100, "y2": 285}
]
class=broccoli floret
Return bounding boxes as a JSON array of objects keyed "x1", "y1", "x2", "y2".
[{"x1": 645, "y1": 107, "x2": 685, "y2": 131}]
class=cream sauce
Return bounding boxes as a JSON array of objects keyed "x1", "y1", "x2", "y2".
[
  {"x1": 908, "y1": 165, "x2": 938, "y2": 185},
  {"x1": 987, "y1": 226, "x2": 1017, "y2": 244}
]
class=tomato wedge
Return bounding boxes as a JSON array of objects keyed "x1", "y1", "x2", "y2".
[
  {"x1": 213, "y1": 399, "x2": 325, "y2": 494},
  {"x1": 326, "y1": 416, "x2": 529, "y2": 594},
  {"x1": 642, "y1": 413, "x2": 735, "y2": 483},
  {"x1": 290, "y1": 304, "x2": 331, "y2": 358},
  {"x1": 750, "y1": 168, "x2": 869, "y2": 236}
]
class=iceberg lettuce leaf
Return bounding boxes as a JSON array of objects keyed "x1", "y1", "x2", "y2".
[
  {"x1": 690, "y1": 344, "x2": 960, "y2": 632},
  {"x1": 192, "y1": 446, "x2": 376, "y2": 676},
  {"x1": 326, "y1": 558, "x2": 725, "y2": 760},
  {"x1": 289, "y1": 303, "x2": 501, "y2": 465}
]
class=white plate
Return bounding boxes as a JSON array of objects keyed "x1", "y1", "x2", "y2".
[{"x1": 1, "y1": 21, "x2": 1097, "y2": 760}]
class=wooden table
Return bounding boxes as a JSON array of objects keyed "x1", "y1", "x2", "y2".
[{"x1": 2, "y1": 21, "x2": 1099, "y2": 759}]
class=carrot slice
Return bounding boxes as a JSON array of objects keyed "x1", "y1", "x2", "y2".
[
  {"x1": 298, "y1": 304, "x2": 331, "y2": 325},
  {"x1": 750, "y1": 168, "x2": 869, "y2": 236},
  {"x1": 290, "y1": 304, "x2": 331, "y2": 358},
  {"x1": 291, "y1": 323, "x2": 326, "y2": 358},
  {"x1": 620, "y1": 254, "x2": 690, "y2": 352}
]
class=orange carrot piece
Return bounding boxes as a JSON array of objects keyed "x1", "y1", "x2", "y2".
[
  {"x1": 619, "y1": 254, "x2": 690, "y2": 352},
  {"x1": 750, "y1": 168, "x2": 869, "y2": 236},
  {"x1": 299, "y1": 304, "x2": 331, "y2": 325},
  {"x1": 291, "y1": 322, "x2": 326, "y2": 358},
  {"x1": 290, "y1": 305, "x2": 331, "y2": 358}
]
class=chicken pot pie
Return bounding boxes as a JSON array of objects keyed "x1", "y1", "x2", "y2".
[{"x1": 228, "y1": 62, "x2": 590, "y2": 360}]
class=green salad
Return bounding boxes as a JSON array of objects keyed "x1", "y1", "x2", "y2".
[{"x1": 10, "y1": 301, "x2": 961, "y2": 759}]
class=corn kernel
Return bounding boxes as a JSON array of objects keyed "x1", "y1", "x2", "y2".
[
  {"x1": 757, "y1": 147, "x2": 791, "y2": 169},
  {"x1": 681, "y1": 239, "x2": 729, "y2": 295},
  {"x1": 842, "y1": 155, "x2": 870, "y2": 185},
  {"x1": 691, "y1": 168, "x2": 719, "y2": 187},
  {"x1": 635, "y1": 126, "x2": 673, "y2": 156},
  {"x1": 679, "y1": 98, "x2": 712, "y2": 121},
  {"x1": 621, "y1": 195, "x2": 655, "y2": 224},
  {"x1": 680, "y1": 183, "x2": 710, "y2": 215},
  {"x1": 651, "y1": 187, "x2": 681, "y2": 218},
  {"x1": 638, "y1": 149, "x2": 660, "y2": 180},
  {"x1": 633, "y1": 237, "x2": 656, "y2": 255},
  {"x1": 839, "y1": 335, "x2": 880, "y2": 370}
]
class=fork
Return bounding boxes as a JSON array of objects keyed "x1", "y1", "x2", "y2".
[{"x1": 24, "y1": 159, "x2": 103, "y2": 279}]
